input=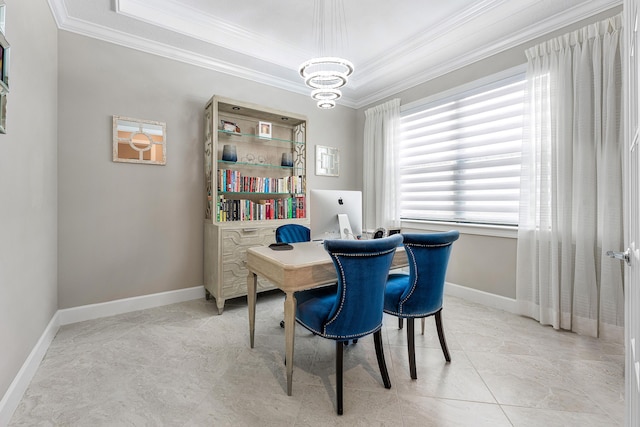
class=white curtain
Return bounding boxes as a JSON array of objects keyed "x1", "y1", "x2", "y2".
[
  {"x1": 363, "y1": 98, "x2": 401, "y2": 231},
  {"x1": 516, "y1": 14, "x2": 624, "y2": 341}
]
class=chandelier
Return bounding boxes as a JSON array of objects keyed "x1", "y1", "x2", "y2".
[{"x1": 299, "y1": 0, "x2": 353, "y2": 109}]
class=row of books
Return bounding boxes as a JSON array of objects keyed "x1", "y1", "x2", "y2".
[
  {"x1": 217, "y1": 195, "x2": 306, "y2": 222},
  {"x1": 218, "y1": 169, "x2": 304, "y2": 194}
]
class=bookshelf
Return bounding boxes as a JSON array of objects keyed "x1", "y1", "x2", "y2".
[{"x1": 204, "y1": 96, "x2": 308, "y2": 313}]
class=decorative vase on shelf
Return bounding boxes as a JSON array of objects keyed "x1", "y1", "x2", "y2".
[
  {"x1": 222, "y1": 145, "x2": 237, "y2": 162},
  {"x1": 281, "y1": 152, "x2": 293, "y2": 167}
]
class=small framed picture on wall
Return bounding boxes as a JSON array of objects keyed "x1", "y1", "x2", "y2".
[
  {"x1": 0, "y1": 31, "x2": 9, "y2": 93},
  {"x1": 0, "y1": 92, "x2": 6, "y2": 134},
  {"x1": 0, "y1": 2, "x2": 6, "y2": 34},
  {"x1": 315, "y1": 145, "x2": 339, "y2": 176}
]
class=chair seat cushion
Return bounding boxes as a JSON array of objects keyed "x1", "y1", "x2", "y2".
[
  {"x1": 295, "y1": 285, "x2": 339, "y2": 336},
  {"x1": 384, "y1": 273, "x2": 410, "y2": 315}
]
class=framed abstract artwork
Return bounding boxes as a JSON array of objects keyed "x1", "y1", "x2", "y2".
[{"x1": 315, "y1": 145, "x2": 339, "y2": 176}]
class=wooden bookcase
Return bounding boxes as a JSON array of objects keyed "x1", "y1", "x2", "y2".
[{"x1": 203, "y1": 96, "x2": 308, "y2": 313}]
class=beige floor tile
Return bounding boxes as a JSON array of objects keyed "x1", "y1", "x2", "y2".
[
  {"x1": 502, "y1": 405, "x2": 620, "y2": 427},
  {"x1": 400, "y1": 395, "x2": 512, "y2": 427},
  {"x1": 9, "y1": 292, "x2": 625, "y2": 426}
]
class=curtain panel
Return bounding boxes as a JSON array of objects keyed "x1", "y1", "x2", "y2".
[
  {"x1": 363, "y1": 99, "x2": 401, "y2": 231},
  {"x1": 516, "y1": 14, "x2": 624, "y2": 341}
]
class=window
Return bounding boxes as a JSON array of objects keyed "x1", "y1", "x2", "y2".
[{"x1": 399, "y1": 71, "x2": 525, "y2": 226}]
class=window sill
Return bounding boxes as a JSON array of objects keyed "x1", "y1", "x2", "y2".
[{"x1": 400, "y1": 219, "x2": 518, "y2": 239}]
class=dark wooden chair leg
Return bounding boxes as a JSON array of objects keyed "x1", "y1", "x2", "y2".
[
  {"x1": 373, "y1": 330, "x2": 391, "y2": 389},
  {"x1": 336, "y1": 341, "x2": 344, "y2": 415},
  {"x1": 407, "y1": 318, "x2": 417, "y2": 379},
  {"x1": 435, "y1": 310, "x2": 451, "y2": 362},
  {"x1": 399, "y1": 317, "x2": 403, "y2": 329}
]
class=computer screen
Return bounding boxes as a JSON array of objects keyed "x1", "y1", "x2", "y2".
[{"x1": 309, "y1": 189, "x2": 363, "y2": 241}]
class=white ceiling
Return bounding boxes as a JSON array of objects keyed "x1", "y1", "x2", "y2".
[{"x1": 48, "y1": 0, "x2": 620, "y2": 108}]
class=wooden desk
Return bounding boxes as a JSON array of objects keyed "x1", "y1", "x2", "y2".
[{"x1": 245, "y1": 241, "x2": 407, "y2": 396}]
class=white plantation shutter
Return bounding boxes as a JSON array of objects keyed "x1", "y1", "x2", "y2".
[{"x1": 399, "y1": 73, "x2": 525, "y2": 226}]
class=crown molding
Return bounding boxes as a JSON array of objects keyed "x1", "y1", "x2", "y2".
[
  {"x1": 47, "y1": 0, "x2": 621, "y2": 110},
  {"x1": 48, "y1": 2, "x2": 320, "y2": 97},
  {"x1": 115, "y1": 0, "x2": 309, "y2": 68},
  {"x1": 354, "y1": 0, "x2": 508, "y2": 84},
  {"x1": 351, "y1": 0, "x2": 622, "y2": 108},
  {"x1": 47, "y1": 0, "x2": 68, "y2": 28},
  {"x1": 46, "y1": 0, "x2": 359, "y2": 108}
]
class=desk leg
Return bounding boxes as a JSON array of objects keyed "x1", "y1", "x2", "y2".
[
  {"x1": 247, "y1": 271, "x2": 257, "y2": 348},
  {"x1": 284, "y1": 291, "x2": 296, "y2": 396}
]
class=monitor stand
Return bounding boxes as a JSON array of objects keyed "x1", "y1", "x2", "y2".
[{"x1": 338, "y1": 214, "x2": 355, "y2": 240}]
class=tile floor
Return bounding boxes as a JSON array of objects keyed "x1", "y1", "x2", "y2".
[{"x1": 9, "y1": 291, "x2": 624, "y2": 426}]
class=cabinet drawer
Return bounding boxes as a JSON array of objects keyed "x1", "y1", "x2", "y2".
[{"x1": 221, "y1": 227, "x2": 276, "y2": 295}]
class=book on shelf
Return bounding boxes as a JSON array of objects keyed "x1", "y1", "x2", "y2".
[
  {"x1": 218, "y1": 169, "x2": 304, "y2": 195},
  {"x1": 216, "y1": 194, "x2": 306, "y2": 222}
]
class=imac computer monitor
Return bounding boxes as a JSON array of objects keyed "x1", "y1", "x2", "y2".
[{"x1": 310, "y1": 189, "x2": 363, "y2": 241}]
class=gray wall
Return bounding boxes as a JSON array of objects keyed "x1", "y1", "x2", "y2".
[
  {"x1": 402, "y1": 226, "x2": 518, "y2": 298},
  {"x1": 57, "y1": 32, "x2": 358, "y2": 308},
  {"x1": 0, "y1": 0, "x2": 58, "y2": 401},
  {"x1": 357, "y1": 6, "x2": 622, "y2": 299}
]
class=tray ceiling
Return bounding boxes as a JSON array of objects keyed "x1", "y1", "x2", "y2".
[{"x1": 48, "y1": 0, "x2": 620, "y2": 108}]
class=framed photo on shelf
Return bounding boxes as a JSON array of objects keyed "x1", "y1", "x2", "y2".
[
  {"x1": 258, "y1": 121, "x2": 272, "y2": 139},
  {"x1": 221, "y1": 120, "x2": 240, "y2": 133}
]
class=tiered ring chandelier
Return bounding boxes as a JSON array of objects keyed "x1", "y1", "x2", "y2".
[{"x1": 299, "y1": 0, "x2": 353, "y2": 109}]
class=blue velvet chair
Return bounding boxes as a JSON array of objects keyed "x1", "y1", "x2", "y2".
[
  {"x1": 275, "y1": 224, "x2": 310, "y2": 244},
  {"x1": 384, "y1": 231, "x2": 459, "y2": 379},
  {"x1": 295, "y1": 234, "x2": 403, "y2": 415}
]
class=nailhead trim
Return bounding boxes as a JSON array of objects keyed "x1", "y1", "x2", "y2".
[{"x1": 320, "y1": 247, "x2": 395, "y2": 337}]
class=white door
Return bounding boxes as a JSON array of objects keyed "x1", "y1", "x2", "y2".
[{"x1": 624, "y1": 2, "x2": 640, "y2": 425}]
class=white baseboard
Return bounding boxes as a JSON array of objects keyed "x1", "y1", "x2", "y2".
[
  {"x1": 0, "y1": 286, "x2": 206, "y2": 425},
  {"x1": 0, "y1": 312, "x2": 60, "y2": 427},
  {"x1": 445, "y1": 282, "x2": 518, "y2": 314},
  {"x1": 57, "y1": 286, "x2": 206, "y2": 325}
]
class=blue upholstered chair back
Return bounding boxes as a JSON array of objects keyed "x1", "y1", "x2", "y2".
[
  {"x1": 397, "y1": 231, "x2": 459, "y2": 316},
  {"x1": 319, "y1": 234, "x2": 403, "y2": 339},
  {"x1": 275, "y1": 224, "x2": 310, "y2": 243}
]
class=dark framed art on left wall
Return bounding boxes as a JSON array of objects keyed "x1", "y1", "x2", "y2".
[
  {"x1": 0, "y1": 31, "x2": 10, "y2": 93},
  {"x1": 0, "y1": 1, "x2": 9, "y2": 134}
]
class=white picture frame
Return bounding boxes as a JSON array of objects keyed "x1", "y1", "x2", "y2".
[
  {"x1": 315, "y1": 145, "x2": 339, "y2": 176},
  {"x1": 113, "y1": 115, "x2": 167, "y2": 165},
  {"x1": 258, "y1": 121, "x2": 272, "y2": 139},
  {"x1": 0, "y1": 2, "x2": 5, "y2": 35}
]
